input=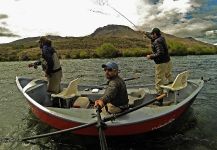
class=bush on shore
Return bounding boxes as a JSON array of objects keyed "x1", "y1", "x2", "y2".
[{"x1": 96, "y1": 43, "x2": 120, "y2": 58}]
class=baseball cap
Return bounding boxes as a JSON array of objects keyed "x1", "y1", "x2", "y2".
[
  {"x1": 102, "y1": 62, "x2": 119, "y2": 70},
  {"x1": 151, "y1": 28, "x2": 161, "y2": 35},
  {"x1": 37, "y1": 36, "x2": 48, "y2": 43}
]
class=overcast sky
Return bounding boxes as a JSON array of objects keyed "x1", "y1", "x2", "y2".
[{"x1": 0, "y1": 0, "x2": 217, "y2": 45}]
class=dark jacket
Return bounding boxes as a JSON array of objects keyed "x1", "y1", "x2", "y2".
[
  {"x1": 41, "y1": 45, "x2": 61, "y2": 75},
  {"x1": 100, "y1": 76, "x2": 129, "y2": 107},
  {"x1": 41, "y1": 45, "x2": 55, "y2": 74},
  {"x1": 147, "y1": 34, "x2": 170, "y2": 64}
]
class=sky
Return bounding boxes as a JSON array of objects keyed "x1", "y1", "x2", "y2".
[{"x1": 0, "y1": 0, "x2": 217, "y2": 45}]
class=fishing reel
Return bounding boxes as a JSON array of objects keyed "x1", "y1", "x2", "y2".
[{"x1": 28, "y1": 61, "x2": 41, "y2": 69}]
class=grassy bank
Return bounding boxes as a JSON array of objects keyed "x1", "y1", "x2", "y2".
[
  {"x1": 0, "y1": 41, "x2": 216, "y2": 61},
  {"x1": 0, "y1": 25, "x2": 216, "y2": 61}
]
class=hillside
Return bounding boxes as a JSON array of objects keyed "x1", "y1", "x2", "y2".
[
  {"x1": 90, "y1": 24, "x2": 143, "y2": 39},
  {"x1": 0, "y1": 24, "x2": 216, "y2": 61}
]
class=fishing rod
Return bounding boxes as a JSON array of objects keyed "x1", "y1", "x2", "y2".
[
  {"x1": 95, "y1": 0, "x2": 143, "y2": 32},
  {"x1": 99, "y1": 76, "x2": 140, "y2": 86},
  {"x1": 81, "y1": 76, "x2": 140, "y2": 91},
  {"x1": 107, "y1": 4, "x2": 140, "y2": 31}
]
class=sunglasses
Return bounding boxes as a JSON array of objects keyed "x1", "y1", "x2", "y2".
[{"x1": 104, "y1": 68, "x2": 113, "y2": 72}]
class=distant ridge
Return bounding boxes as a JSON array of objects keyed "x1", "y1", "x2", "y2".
[
  {"x1": 2, "y1": 24, "x2": 215, "y2": 47},
  {"x1": 0, "y1": 24, "x2": 216, "y2": 61},
  {"x1": 90, "y1": 24, "x2": 142, "y2": 39}
]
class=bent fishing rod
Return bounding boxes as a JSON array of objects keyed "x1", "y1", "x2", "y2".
[
  {"x1": 94, "y1": 1, "x2": 144, "y2": 32},
  {"x1": 107, "y1": 4, "x2": 139, "y2": 30},
  {"x1": 103, "y1": 2, "x2": 148, "y2": 38}
]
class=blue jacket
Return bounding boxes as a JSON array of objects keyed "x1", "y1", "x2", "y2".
[{"x1": 41, "y1": 45, "x2": 55, "y2": 74}]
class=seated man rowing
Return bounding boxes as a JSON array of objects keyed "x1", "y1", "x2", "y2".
[{"x1": 94, "y1": 62, "x2": 129, "y2": 114}]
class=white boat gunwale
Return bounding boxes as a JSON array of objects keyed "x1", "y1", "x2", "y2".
[{"x1": 16, "y1": 76, "x2": 204, "y2": 127}]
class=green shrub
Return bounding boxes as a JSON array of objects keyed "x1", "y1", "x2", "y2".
[
  {"x1": 17, "y1": 48, "x2": 40, "y2": 60},
  {"x1": 79, "y1": 51, "x2": 89, "y2": 58},
  {"x1": 168, "y1": 41, "x2": 188, "y2": 56},
  {"x1": 96, "y1": 43, "x2": 119, "y2": 58}
]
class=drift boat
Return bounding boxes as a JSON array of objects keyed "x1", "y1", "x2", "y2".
[{"x1": 16, "y1": 71, "x2": 204, "y2": 136}]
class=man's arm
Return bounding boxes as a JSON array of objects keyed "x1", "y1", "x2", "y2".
[
  {"x1": 144, "y1": 32, "x2": 152, "y2": 39},
  {"x1": 149, "y1": 40, "x2": 165, "y2": 59},
  {"x1": 94, "y1": 81, "x2": 118, "y2": 108},
  {"x1": 28, "y1": 60, "x2": 41, "y2": 68},
  {"x1": 100, "y1": 80, "x2": 118, "y2": 104}
]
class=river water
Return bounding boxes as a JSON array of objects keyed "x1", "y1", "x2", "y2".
[{"x1": 0, "y1": 55, "x2": 216, "y2": 150}]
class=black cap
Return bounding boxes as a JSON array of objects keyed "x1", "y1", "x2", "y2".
[
  {"x1": 38, "y1": 36, "x2": 48, "y2": 43},
  {"x1": 151, "y1": 28, "x2": 161, "y2": 35}
]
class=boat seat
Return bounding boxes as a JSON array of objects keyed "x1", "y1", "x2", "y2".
[
  {"x1": 51, "y1": 78, "x2": 81, "y2": 108},
  {"x1": 128, "y1": 89, "x2": 146, "y2": 106},
  {"x1": 160, "y1": 71, "x2": 189, "y2": 103},
  {"x1": 52, "y1": 78, "x2": 80, "y2": 99},
  {"x1": 72, "y1": 97, "x2": 90, "y2": 108}
]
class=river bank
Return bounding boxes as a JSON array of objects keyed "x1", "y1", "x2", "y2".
[{"x1": 0, "y1": 25, "x2": 217, "y2": 61}]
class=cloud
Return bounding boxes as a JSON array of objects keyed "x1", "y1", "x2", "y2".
[
  {"x1": 138, "y1": 0, "x2": 195, "y2": 30},
  {"x1": 206, "y1": 30, "x2": 217, "y2": 39},
  {"x1": 1, "y1": 0, "x2": 216, "y2": 44},
  {"x1": 0, "y1": 14, "x2": 19, "y2": 37},
  {"x1": 142, "y1": 0, "x2": 160, "y2": 5},
  {"x1": 137, "y1": 0, "x2": 217, "y2": 44},
  {"x1": 0, "y1": 14, "x2": 8, "y2": 19},
  {"x1": 0, "y1": 27, "x2": 19, "y2": 37},
  {"x1": 204, "y1": 30, "x2": 217, "y2": 45}
]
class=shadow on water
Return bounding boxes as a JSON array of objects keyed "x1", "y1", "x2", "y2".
[{"x1": 10, "y1": 107, "x2": 216, "y2": 150}]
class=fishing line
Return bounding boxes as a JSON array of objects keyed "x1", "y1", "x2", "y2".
[{"x1": 95, "y1": 0, "x2": 141, "y2": 31}]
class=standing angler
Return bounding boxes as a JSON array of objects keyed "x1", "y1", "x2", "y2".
[
  {"x1": 145, "y1": 28, "x2": 173, "y2": 104},
  {"x1": 29, "y1": 36, "x2": 62, "y2": 94}
]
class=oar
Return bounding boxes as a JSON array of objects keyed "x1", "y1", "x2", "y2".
[
  {"x1": 99, "y1": 76, "x2": 140, "y2": 86},
  {"x1": 201, "y1": 77, "x2": 211, "y2": 82},
  {"x1": 103, "y1": 93, "x2": 166, "y2": 121},
  {"x1": 18, "y1": 94, "x2": 166, "y2": 141},
  {"x1": 21, "y1": 122, "x2": 96, "y2": 141},
  {"x1": 85, "y1": 76, "x2": 140, "y2": 90},
  {"x1": 96, "y1": 106, "x2": 108, "y2": 150}
]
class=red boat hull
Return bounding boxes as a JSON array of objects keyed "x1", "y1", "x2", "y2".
[{"x1": 28, "y1": 96, "x2": 196, "y2": 136}]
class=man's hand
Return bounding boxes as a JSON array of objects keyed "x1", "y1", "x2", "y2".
[
  {"x1": 45, "y1": 72, "x2": 51, "y2": 77},
  {"x1": 94, "y1": 99, "x2": 104, "y2": 108},
  {"x1": 28, "y1": 63, "x2": 38, "y2": 69},
  {"x1": 28, "y1": 63, "x2": 34, "y2": 68},
  {"x1": 146, "y1": 55, "x2": 151, "y2": 60}
]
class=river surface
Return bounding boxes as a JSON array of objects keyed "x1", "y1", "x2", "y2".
[{"x1": 0, "y1": 55, "x2": 216, "y2": 150}]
